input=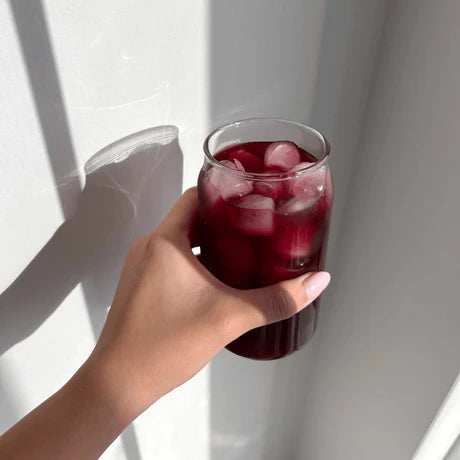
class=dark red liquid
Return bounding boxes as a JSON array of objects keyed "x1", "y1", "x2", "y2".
[{"x1": 198, "y1": 141, "x2": 332, "y2": 359}]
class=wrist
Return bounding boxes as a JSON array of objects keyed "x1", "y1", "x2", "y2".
[
  {"x1": 0, "y1": 354, "x2": 137, "y2": 460},
  {"x1": 69, "y1": 352, "x2": 139, "y2": 430},
  {"x1": 75, "y1": 347, "x2": 161, "y2": 427}
]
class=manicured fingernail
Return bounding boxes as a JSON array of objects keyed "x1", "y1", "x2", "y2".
[{"x1": 302, "y1": 271, "x2": 331, "y2": 299}]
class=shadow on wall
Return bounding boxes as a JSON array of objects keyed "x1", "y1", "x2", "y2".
[
  {"x1": 208, "y1": 0, "x2": 393, "y2": 457},
  {"x1": 6, "y1": 2, "x2": 183, "y2": 459},
  {"x1": 208, "y1": 1, "x2": 328, "y2": 459},
  {"x1": 0, "y1": 125, "x2": 183, "y2": 457},
  {"x1": 0, "y1": 126, "x2": 183, "y2": 360},
  {"x1": 8, "y1": 0, "x2": 82, "y2": 220},
  {"x1": 5, "y1": 1, "x2": 182, "y2": 360},
  {"x1": 0, "y1": 369, "x2": 18, "y2": 434}
]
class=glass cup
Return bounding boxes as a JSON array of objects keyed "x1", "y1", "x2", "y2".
[{"x1": 198, "y1": 118, "x2": 333, "y2": 360}]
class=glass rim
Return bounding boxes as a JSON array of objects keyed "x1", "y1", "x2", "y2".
[{"x1": 203, "y1": 117, "x2": 330, "y2": 181}]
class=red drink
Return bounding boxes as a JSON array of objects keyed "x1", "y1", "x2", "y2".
[{"x1": 198, "y1": 119, "x2": 332, "y2": 360}]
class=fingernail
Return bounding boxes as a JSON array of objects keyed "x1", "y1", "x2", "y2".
[{"x1": 302, "y1": 271, "x2": 331, "y2": 300}]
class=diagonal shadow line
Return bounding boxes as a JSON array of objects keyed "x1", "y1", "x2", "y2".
[
  {"x1": 8, "y1": 1, "x2": 142, "y2": 458},
  {"x1": 445, "y1": 433, "x2": 460, "y2": 460},
  {"x1": 9, "y1": 0, "x2": 81, "y2": 220}
]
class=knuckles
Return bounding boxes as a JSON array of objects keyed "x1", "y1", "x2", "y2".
[{"x1": 182, "y1": 187, "x2": 198, "y2": 199}]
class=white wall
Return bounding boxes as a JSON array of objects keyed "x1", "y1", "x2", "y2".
[
  {"x1": 2, "y1": 0, "x2": 457, "y2": 459},
  {"x1": 0, "y1": 1, "x2": 338, "y2": 459},
  {"x1": 3, "y1": 0, "x2": 375, "y2": 458},
  {"x1": 0, "y1": 1, "x2": 209, "y2": 459},
  {"x1": 207, "y1": 1, "x2": 390, "y2": 459},
  {"x1": 446, "y1": 437, "x2": 460, "y2": 460},
  {"x1": 208, "y1": 2, "x2": 326, "y2": 459},
  {"x1": 297, "y1": 0, "x2": 460, "y2": 459}
]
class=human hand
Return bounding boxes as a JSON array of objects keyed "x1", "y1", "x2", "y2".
[
  {"x1": 0, "y1": 187, "x2": 331, "y2": 460},
  {"x1": 84, "y1": 187, "x2": 331, "y2": 424}
]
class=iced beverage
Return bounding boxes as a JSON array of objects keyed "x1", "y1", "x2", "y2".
[{"x1": 198, "y1": 119, "x2": 332, "y2": 359}]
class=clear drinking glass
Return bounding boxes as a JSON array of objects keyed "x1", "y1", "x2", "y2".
[{"x1": 198, "y1": 118, "x2": 333, "y2": 360}]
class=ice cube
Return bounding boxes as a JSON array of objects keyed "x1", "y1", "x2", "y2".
[
  {"x1": 287, "y1": 163, "x2": 327, "y2": 198},
  {"x1": 229, "y1": 150, "x2": 264, "y2": 173},
  {"x1": 235, "y1": 194, "x2": 275, "y2": 210},
  {"x1": 201, "y1": 170, "x2": 223, "y2": 210},
  {"x1": 272, "y1": 220, "x2": 319, "y2": 258},
  {"x1": 232, "y1": 158, "x2": 245, "y2": 171},
  {"x1": 220, "y1": 159, "x2": 240, "y2": 170},
  {"x1": 230, "y1": 194, "x2": 275, "y2": 236},
  {"x1": 315, "y1": 168, "x2": 334, "y2": 217},
  {"x1": 253, "y1": 180, "x2": 286, "y2": 200},
  {"x1": 277, "y1": 193, "x2": 318, "y2": 215},
  {"x1": 264, "y1": 141, "x2": 301, "y2": 171},
  {"x1": 207, "y1": 160, "x2": 253, "y2": 201},
  {"x1": 324, "y1": 168, "x2": 333, "y2": 204}
]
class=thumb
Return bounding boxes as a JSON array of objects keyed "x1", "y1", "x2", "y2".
[{"x1": 233, "y1": 271, "x2": 331, "y2": 332}]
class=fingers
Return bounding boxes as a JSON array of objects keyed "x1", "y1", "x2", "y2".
[
  {"x1": 156, "y1": 187, "x2": 200, "y2": 247},
  {"x1": 231, "y1": 271, "x2": 331, "y2": 332}
]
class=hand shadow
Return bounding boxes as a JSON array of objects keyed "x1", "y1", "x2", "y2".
[{"x1": 0, "y1": 125, "x2": 183, "y2": 356}]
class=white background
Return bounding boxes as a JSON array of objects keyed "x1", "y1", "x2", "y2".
[{"x1": 0, "y1": 0, "x2": 459, "y2": 459}]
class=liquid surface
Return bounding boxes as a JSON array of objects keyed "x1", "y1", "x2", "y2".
[{"x1": 198, "y1": 141, "x2": 333, "y2": 359}]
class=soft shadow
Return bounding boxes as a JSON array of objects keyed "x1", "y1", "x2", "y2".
[
  {"x1": 0, "y1": 126, "x2": 183, "y2": 457},
  {"x1": 208, "y1": 1, "x2": 326, "y2": 459},
  {"x1": 0, "y1": 126, "x2": 184, "y2": 353},
  {"x1": 210, "y1": 335, "x2": 313, "y2": 460},
  {"x1": 78, "y1": 126, "x2": 183, "y2": 338},
  {"x1": 210, "y1": 352, "x2": 270, "y2": 459},
  {"x1": 6, "y1": 2, "x2": 184, "y2": 458},
  {"x1": 9, "y1": 0, "x2": 81, "y2": 219},
  {"x1": 445, "y1": 434, "x2": 460, "y2": 460},
  {"x1": 0, "y1": 369, "x2": 19, "y2": 434}
]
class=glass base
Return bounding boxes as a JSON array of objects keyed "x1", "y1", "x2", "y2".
[{"x1": 225, "y1": 300, "x2": 319, "y2": 360}]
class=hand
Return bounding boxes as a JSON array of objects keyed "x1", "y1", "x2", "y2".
[
  {"x1": 0, "y1": 187, "x2": 330, "y2": 459},
  {"x1": 87, "y1": 187, "x2": 331, "y2": 423}
]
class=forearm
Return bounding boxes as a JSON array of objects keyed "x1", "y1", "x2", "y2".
[{"x1": 0, "y1": 357, "x2": 133, "y2": 460}]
